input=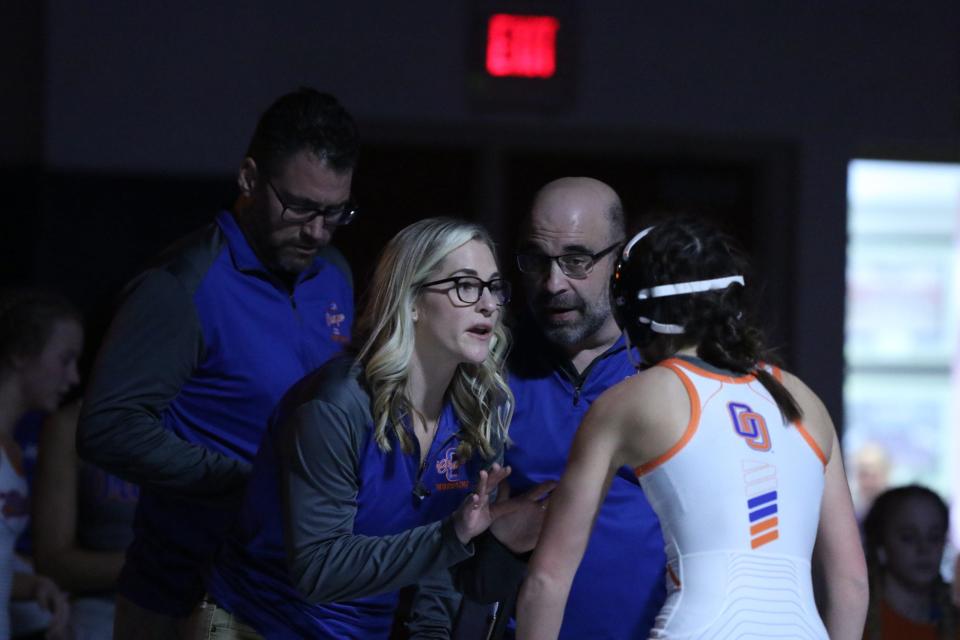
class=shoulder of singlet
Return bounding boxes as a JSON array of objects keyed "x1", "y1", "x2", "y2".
[
  {"x1": 596, "y1": 362, "x2": 683, "y2": 417},
  {"x1": 772, "y1": 368, "x2": 831, "y2": 463},
  {"x1": 631, "y1": 362, "x2": 702, "y2": 477},
  {"x1": 663, "y1": 355, "x2": 755, "y2": 383}
]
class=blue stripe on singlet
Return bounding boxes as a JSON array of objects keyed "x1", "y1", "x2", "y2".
[
  {"x1": 747, "y1": 491, "x2": 778, "y2": 509},
  {"x1": 749, "y1": 503, "x2": 778, "y2": 522}
]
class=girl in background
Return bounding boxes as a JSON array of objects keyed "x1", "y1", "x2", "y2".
[
  {"x1": 862, "y1": 485, "x2": 958, "y2": 639},
  {"x1": 34, "y1": 398, "x2": 139, "y2": 640},
  {"x1": 0, "y1": 290, "x2": 78, "y2": 639}
]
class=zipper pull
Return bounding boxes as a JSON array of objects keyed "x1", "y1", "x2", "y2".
[{"x1": 412, "y1": 454, "x2": 430, "y2": 500}]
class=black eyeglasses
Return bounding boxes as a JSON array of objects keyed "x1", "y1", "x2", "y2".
[
  {"x1": 266, "y1": 178, "x2": 358, "y2": 227},
  {"x1": 420, "y1": 276, "x2": 511, "y2": 306},
  {"x1": 516, "y1": 241, "x2": 622, "y2": 279}
]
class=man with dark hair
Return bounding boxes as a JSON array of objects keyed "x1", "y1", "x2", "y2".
[
  {"x1": 496, "y1": 177, "x2": 666, "y2": 638},
  {"x1": 78, "y1": 88, "x2": 358, "y2": 638}
]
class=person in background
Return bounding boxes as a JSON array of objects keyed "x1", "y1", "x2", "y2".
[
  {"x1": 954, "y1": 555, "x2": 960, "y2": 608},
  {"x1": 34, "y1": 399, "x2": 138, "y2": 640},
  {"x1": 862, "y1": 485, "x2": 958, "y2": 639},
  {"x1": 851, "y1": 442, "x2": 892, "y2": 521},
  {"x1": 517, "y1": 217, "x2": 868, "y2": 639},
  {"x1": 0, "y1": 289, "x2": 78, "y2": 639},
  {"x1": 77, "y1": 88, "x2": 359, "y2": 639}
]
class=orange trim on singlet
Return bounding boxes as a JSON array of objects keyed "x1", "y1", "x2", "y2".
[
  {"x1": 758, "y1": 363, "x2": 827, "y2": 469},
  {"x1": 793, "y1": 420, "x2": 828, "y2": 469},
  {"x1": 763, "y1": 364, "x2": 827, "y2": 470},
  {"x1": 750, "y1": 516, "x2": 778, "y2": 536},
  {"x1": 634, "y1": 361, "x2": 702, "y2": 477},
  {"x1": 666, "y1": 564, "x2": 682, "y2": 589},
  {"x1": 665, "y1": 357, "x2": 755, "y2": 384},
  {"x1": 751, "y1": 530, "x2": 779, "y2": 549}
]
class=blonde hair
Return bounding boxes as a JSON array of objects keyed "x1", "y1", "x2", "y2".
[{"x1": 354, "y1": 217, "x2": 512, "y2": 461}]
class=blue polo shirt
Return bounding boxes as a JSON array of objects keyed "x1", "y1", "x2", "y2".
[
  {"x1": 80, "y1": 211, "x2": 353, "y2": 615},
  {"x1": 506, "y1": 324, "x2": 666, "y2": 639},
  {"x1": 207, "y1": 358, "x2": 483, "y2": 638}
]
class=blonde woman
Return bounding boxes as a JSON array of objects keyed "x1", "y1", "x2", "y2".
[{"x1": 196, "y1": 218, "x2": 522, "y2": 638}]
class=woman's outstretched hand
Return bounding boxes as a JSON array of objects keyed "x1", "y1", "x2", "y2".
[{"x1": 453, "y1": 464, "x2": 512, "y2": 544}]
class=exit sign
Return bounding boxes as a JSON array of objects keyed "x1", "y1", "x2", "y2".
[
  {"x1": 468, "y1": 1, "x2": 575, "y2": 111},
  {"x1": 486, "y1": 14, "x2": 560, "y2": 78}
]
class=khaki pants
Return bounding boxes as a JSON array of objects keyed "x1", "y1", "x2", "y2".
[
  {"x1": 114, "y1": 594, "x2": 188, "y2": 640},
  {"x1": 183, "y1": 597, "x2": 262, "y2": 640}
]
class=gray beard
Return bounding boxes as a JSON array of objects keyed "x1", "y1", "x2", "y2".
[{"x1": 537, "y1": 298, "x2": 612, "y2": 351}]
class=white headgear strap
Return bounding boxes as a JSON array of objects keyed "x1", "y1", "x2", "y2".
[
  {"x1": 635, "y1": 275, "x2": 744, "y2": 301},
  {"x1": 621, "y1": 226, "x2": 745, "y2": 335},
  {"x1": 634, "y1": 275, "x2": 744, "y2": 334},
  {"x1": 638, "y1": 316, "x2": 685, "y2": 334},
  {"x1": 622, "y1": 226, "x2": 654, "y2": 260}
]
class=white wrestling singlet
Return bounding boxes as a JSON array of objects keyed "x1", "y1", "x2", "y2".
[{"x1": 637, "y1": 356, "x2": 828, "y2": 640}]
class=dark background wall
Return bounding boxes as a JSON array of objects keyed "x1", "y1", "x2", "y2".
[{"x1": 2, "y1": 1, "x2": 959, "y2": 426}]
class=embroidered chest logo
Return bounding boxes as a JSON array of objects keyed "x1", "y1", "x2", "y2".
[
  {"x1": 435, "y1": 447, "x2": 469, "y2": 491},
  {"x1": 325, "y1": 302, "x2": 349, "y2": 344},
  {"x1": 436, "y1": 447, "x2": 461, "y2": 480},
  {"x1": 728, "y1": 402, "x2": 772, "y2": 452}
]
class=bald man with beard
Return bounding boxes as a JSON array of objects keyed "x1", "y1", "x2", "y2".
[{"x1": 496, "y1": 178, "x2": 666, "y2": 639}]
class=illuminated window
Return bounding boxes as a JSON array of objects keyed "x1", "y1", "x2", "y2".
[{"x1": 844, "y1": 160, "x2": 960, "y2": 538}]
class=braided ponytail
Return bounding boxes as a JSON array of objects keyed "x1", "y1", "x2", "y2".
[{"x1": 615, "y1": 216, "x2": 801, "y2": 423}]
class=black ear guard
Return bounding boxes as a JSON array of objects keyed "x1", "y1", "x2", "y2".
[{"x1": 610, "y1": 233, "x2": 658, "y2": 351}]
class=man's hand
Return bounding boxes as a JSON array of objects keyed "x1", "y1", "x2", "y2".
[{"x1": 490, "y1": 480, "x2": 556, "y2": 553}]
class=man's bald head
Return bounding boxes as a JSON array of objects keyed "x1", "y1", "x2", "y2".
[
  {"x1": 526, "y1": 177, "x2": 625, "y2": 244},
  {"x1": 518, "y1": 177, "x2": 626, "y2": 363}
]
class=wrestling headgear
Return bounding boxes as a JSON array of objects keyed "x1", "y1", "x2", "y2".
[{"x1": 610, "y1": 225, "x2": 745, "y2": 351}]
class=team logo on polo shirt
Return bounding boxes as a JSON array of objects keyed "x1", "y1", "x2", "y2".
[
  {"x1": 325, "y1": 302, "x2": 349, "y2": 344},
  {"x1": 435, "y1": 446, "x2": 469, "y2": 491}
]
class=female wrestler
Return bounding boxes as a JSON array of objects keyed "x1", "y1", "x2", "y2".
[
  {"x1": 199, "y1": 217, "x2": 517, "y2": 638},
  {"x1": 0, "y1": 289, "x2": 78, "y2": 639},
  {"x1": 517, "y1": 217, "x2": 869, "y2": 639},
  {"x1": 862, "y1": 485, "x2": 958, "y2": 638}
]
